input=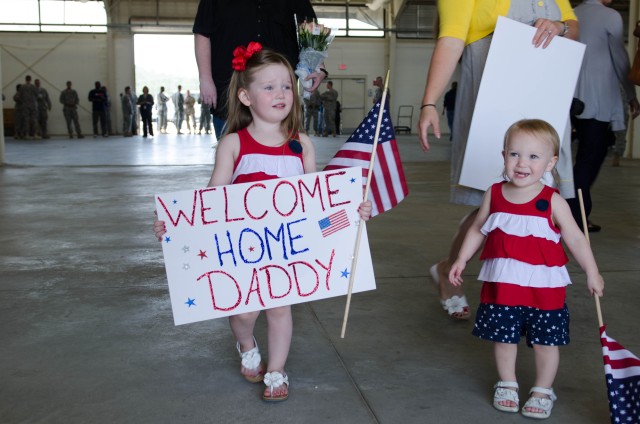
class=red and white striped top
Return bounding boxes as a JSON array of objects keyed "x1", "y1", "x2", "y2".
[
  {"x1": 478, "y1": 182, "x2": 571, "y2": 310},
  {"x1": 231, "y1": 128, "x2": 304, "y2": 184}
]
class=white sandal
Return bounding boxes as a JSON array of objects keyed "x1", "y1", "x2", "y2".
[
  {"x1": 493, "y1": 381, "x2": 519, "y2": 413},
  {"x1": 521, "y1": 387, "x2": 557, "y2": 419},
  {"x1": 430, "y1": 264, "x2": 470, "y2": 320},
  {"x1": 236, "y1": 336, "x2": 265, "y2": 383},
  {"x1": 262, "y1": 371, "x2": 289, "y2": 402}
]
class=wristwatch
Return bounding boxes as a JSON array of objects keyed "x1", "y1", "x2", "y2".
[{"x1": 560, "y1": 21, "x2": 569, "y2": 37}]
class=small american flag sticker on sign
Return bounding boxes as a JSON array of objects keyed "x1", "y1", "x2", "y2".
[{"x1": 318, "y1": 209, "x2": 350, "y2": 238}]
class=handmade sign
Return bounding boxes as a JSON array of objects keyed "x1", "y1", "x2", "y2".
[{"x1": 155, "y1": 167, "x2": 376, "y2": 325}]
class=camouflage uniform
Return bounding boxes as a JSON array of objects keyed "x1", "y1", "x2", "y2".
[
  {"x1": 321, "y1": 84, "x2": 339, "y2": 137},
  {"x1": 35, "y1": 81, "x2": 52, "y2": 138},
  {"x1": 59, "y1": 84, "x2": 83, "y2": 138},
  {"x1": 184, "y1": 92, "x2": 196, "y2": 133},
  {"x1": 19, "y1": 80, "x2": 39, "y2": 138},
  {"x1": 13, "y1": 85, "x2": 25, "y2": 139}
]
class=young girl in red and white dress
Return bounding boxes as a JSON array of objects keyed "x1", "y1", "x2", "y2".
[
  {"x1": 448, "y1": 119, "x2": 604, "y2": 419},
  {"x1": 154, "y1": 42, "x2": 371, "y2": 402}
]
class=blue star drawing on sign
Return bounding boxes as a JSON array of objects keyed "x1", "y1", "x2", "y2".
[
  {"x1": 341, "y1": 268, "x2": 350, "y2": 278},
  {"x1": 185, "y1": 298, "x2": 196, "y2": 307},
  {"x1": 350, "y1": 177, "x2": 356, "y2": 183},
  {"x1": 164, "y1": 236, "x2": 171, "y2": 243},
  {"x1": 173, "y1": 199, "x2": 178, "y2": 204}
]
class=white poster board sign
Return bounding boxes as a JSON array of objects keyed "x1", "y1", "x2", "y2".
[
  {"x1": 459, "y1": 16, "x2": 585, "y2": 191},
  {"x1": 155, "y1": 167, "x2": 376, "y2": 325}
]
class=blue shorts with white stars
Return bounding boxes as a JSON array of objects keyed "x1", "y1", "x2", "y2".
[{"x1": 472, "y1": 303, "x2": 570, "y2": 347}]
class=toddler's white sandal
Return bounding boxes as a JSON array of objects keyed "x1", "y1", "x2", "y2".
[
  {"x1": 236, "y1": 336, "x2": 265, "y2": 383},
  {"x1": 493, "y1": 381, "x2": 519, "y2": 413},
  {"x1": 521, "y1": 387, "x2": 557, "y2": 419},
  {"x1": 262, "y1": 371, "x2": 289, "y2": 402}
]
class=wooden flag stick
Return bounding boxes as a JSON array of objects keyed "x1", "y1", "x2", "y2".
[
  {"x1": 340, "y1": 70, "x2": 391, "y2": 338},
  {"x1": 577, "y1": 189, "x2": 604, "y2": 328}
]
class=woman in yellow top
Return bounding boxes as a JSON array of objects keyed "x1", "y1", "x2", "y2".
[{"x1": 417, "y1": 2, "x2": 578, "y2": 318}]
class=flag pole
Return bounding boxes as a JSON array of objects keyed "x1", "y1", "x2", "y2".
[
  {"x1": 577, "y1": 189, "x2": 604, "y2": 328},
  {"x1": 340, "y1": 70, "x2": 391, "y2": 338}
]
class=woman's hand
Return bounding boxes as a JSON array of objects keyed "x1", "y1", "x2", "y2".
[
  {"x1": 417, "y1": 105, "x2": 439, "y2": 152},
  {"x1": 532, "y1": 19, "x2": 565, "y2": 48}
]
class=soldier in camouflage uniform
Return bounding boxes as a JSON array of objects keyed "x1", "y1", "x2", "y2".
[
  {"x1": 320, "y1": 81, "x2": 339, "y2": 137},
  {"x1": 19, "y1": 75, "x2": 39, "y2": 139},
  {"x1": 121, "y1": 86, "x2": 134, "y2": 137},
  {"x1": 59, "y1": 81, "x2": 84, "y2": 138},
  {"x1": 157, "y1": 86, "x2": 170, "y2": 133},
  {"x1": 13, "y1": 84, "x2": 25, "y2": 139},
  {"x1": 35, "y1": 79, "x2": 52, "y2": 139}
]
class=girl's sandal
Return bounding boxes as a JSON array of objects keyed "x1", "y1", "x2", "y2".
[
  {"x1": 262, "y1": 371, "x2": 289, "y2": 402},
  {"x1": 521, "y1": 387, "x2": 557, "y2": 419},
  {"x1": 236, "y1": 336, "x2": 265, "y2": 383},
  {"x1": 493, "y1": 381, "x2": 520, "y2": 413}
]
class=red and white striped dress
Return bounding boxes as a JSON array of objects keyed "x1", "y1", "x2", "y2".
[
  {"x1": 231, "y1": 128, "x2": 304, "y2": 184},
  {"x1": 478, "y1": 182, "x2": 571, "y2": 311}
]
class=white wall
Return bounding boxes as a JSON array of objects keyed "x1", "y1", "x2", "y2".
[
  {"x1": 1, "y1": 33, "x2": 109, "y2": 136},
  {"x1": 1, "y1": 31, "x2": 441, "y2": 136}
]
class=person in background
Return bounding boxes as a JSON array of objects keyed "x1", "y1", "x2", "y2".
[
  {"x1": 442, "y1": 81, "x2": 457, "y2": 141},
  {"x1": 192, "y1": 0, "x2": 327, "y2": 138},
  {"x1": 321, "y1": 81, "x2": 338, "y2": 137},
  {"x1": 129, "y1": 88, "x2": 139, "y2": 136},
  {"x1": 103, "y1": 85, "x2": 113, "y2": 136},
  {"x1": 34, "y1": 78, "x2": 52, "y2": 139},
  {"x1": 184, "y1": 90, "x2": 197, "y2": 134},
  {"x1": 137, "y1": 86, "x2": 155, "y2": 138},
  {"x1": 121, "y1": 86, "x2": 134, "y2": 137},
  {"x1": 13, "y1": 84, "x2": 25, "y2": 140},
  {"x1": 19, "y1": 75, "x2": 39, "y2": 139},
  {"x1": 198, "y1": 95, "x2": 212, "y2": 135},
  {"x1": 59, "y1": 81, "x2": 83, "y2": 139},
  {"x1": 88, "y1": 81, "x2": 108, "y2": 137},
  {"x1": 157, "y1": 86, "x2": 170, "y2": 134},
  {"x1": 567, "y1": 0, "x2": 640, "y2": 232},
  {"x1": 308, "y1": 90, "x2": 321, "y2": 136},
  {"x1": 372, "y1": 76, "x2": 390, "y2": 107},
  {"x1": 172, "y1": 85, "x2": 184, "y2": 134}
]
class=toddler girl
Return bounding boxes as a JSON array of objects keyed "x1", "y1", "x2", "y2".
[
  {"x1": 155, "y1": 42, "x2": 371, "y2": 402},
  {"x1": 449, "y1": 119, "x2": 604, "y2": 419}
]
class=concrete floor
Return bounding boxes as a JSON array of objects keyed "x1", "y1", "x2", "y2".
[{"x1": 1, "y1": 132, "x2": 638, "y2": 424}]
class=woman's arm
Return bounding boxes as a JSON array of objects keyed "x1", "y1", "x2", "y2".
[{"x1": 417, "y1": 36, "x2": 465, "y2": 152}]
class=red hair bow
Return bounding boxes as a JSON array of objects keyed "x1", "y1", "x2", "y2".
[{"x1": 231, "y1": 41, "x2": 263, "y2": 71}]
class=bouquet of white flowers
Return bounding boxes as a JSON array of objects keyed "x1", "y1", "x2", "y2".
[{"x1": 295, "y1": 20, "x2": 335, "y2": 97}]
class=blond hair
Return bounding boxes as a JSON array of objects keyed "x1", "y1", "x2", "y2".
[
  {"x1": 225, "y1": 48, "x2": 302, "y2": 139},
  {"x1": 502, "y1": 119, "x2": 560, "y2": 183}
]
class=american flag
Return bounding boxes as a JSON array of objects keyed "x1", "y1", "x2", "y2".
[
  {"x1": 600, "y1": 325, "x2": 640, "y2": 423},
  {"x1": 318, "y1": 209, "x2": 350, "y2": 238},
  {"x1": 324, "y1": 101, "x2": 408, "y2": 217}
]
